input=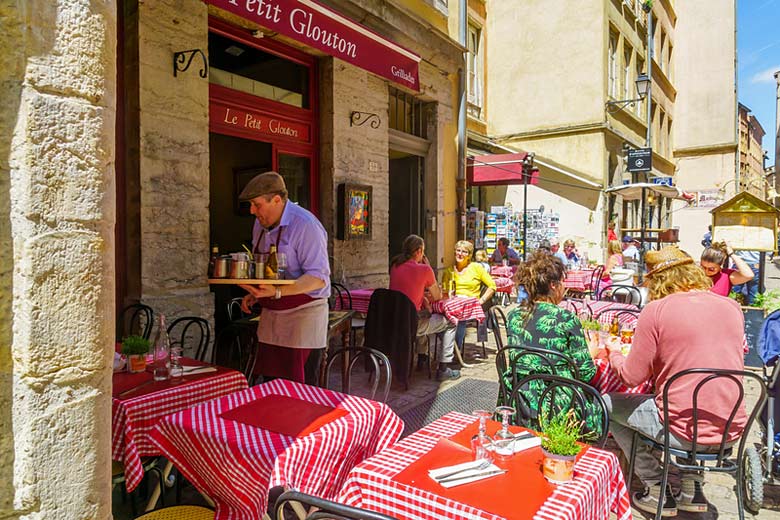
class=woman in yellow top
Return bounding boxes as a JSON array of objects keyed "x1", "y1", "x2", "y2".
[{"x1": 442, "y1": 240, "x2": 497, "y2": 351}]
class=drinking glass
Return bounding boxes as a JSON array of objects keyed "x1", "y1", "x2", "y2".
[
  {"x1": 170, "y1": 345, "x2": 184, "y2": 379},
  {"x1": 277, "y1": 252, "x2": 287, "y2": 279},
  {"x1": 471, "y1": 409, "x2": 494, "y2": 461},
  {"x1": 494, "y1": 406, "x2": 516, "y2": 440}
]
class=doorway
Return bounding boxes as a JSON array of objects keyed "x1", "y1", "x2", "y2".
[{"x1": 389, "y1": 151, "x2": 425, "y2": 258}]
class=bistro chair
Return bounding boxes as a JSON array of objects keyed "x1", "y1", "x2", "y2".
[
  {"x1": 134, "y1": 505, "x2": 214, "y2": 520},
  {"x1": 226, "y1": 297, "x2": 250, "y2": 322},
  {"x1": 212, "y1": 324, "x2": 259, "y2": 384},
  {"x1": 167, "y1": 317, "x2": 211, "y2": 361},
  {"x1": 495, "y1": 345, "x2": 580, "y2": 408},
  {"x1": 274, "y1": 490, "x2": 398, "y2": 520},
  {"x1": 331, "y1": 282, "x2": 366, "y2": 347},
  {"x1": 324, "y1": 346, "x2": 392, "y2": 403},
  {"x1": 510, "y1": 373, "x2": 609, "y2": 448},
  {"x1": 118, "y1": 303, "x2": 154, "y2": 341},
  {"x1": 584, "y1": 265, "x2": 605, "y2": 299},
  {"x1": 489, "y1": 306, "x2": 508, "y2": 352},
  {"x1": 626, "y1": 368, "x2": 767, "y2": 520},
  {"x1": 112, "y1": 458, "x2": 164, "y2": 516},
  {"x1": 600, "y1": 285, "x2": 643, "y2": 307},
  {"x1": 364, "y1": 289, "x2": 418, "y2": 389}
]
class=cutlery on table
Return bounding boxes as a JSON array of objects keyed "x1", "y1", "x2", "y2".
[
  {"x1": 437, "y1": 468, "x2": 507, "y2": 485},
  {"x1": 432, "y1": 460, "x2": 491, "y2": 480}
]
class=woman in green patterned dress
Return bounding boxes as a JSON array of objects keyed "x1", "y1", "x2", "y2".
[{"x1": 503, "y1": 251, "x2": 601, "y2": 434}]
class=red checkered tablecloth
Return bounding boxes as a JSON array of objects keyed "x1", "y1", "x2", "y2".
[
  {"x1": 150, "y1": 379, "x2": 403, "y2": 520},
  {"x1": 560, "y1": 300, "x2": 639, "y2": 328},
  {"x1": 431, "y1": 296, "x2": 486, "y2": 324},
  {"x1": 339, "y1": 412, "x2": 631, "y2": 520},
  {"x1": 563, "y1": 270, "x2": 596, "y2": 292},
  {"x1": 493, "y1": 276, "x2": 514, "y2": 294},
  {"x1": 490, "y1": 265, "x2": 516, "y2": 278},
  {"x1": 591, "y1": 358, "x2": 652, "y2": 394},
  {"x1": 333, "y1": 288, "x2": 374, "y2": 314},
  {"x1": 112, "y1": 365, "x2": 247, "y2": 491}
]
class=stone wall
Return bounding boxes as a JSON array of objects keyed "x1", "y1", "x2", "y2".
[
  {"x1": 137, "y1": 0, "x2": 214, "y2": 343},
  {"x1": 0, "y1": 1, "x2": 116, "y2": 518}
]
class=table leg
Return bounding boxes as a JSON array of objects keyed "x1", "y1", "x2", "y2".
[{"x1": 341, "y1": 322, "x2": 351, "y2": 391}]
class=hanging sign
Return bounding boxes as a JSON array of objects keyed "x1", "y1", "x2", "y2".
[
  {"x1": 627, "y1": 148, "x2": 652, "y2": 172},
  {"x1": 209, "y1": 100, "x2": 311, "y2": 143},
  {"x1": 207, "y1": 0, "x2": 421, "y2": 91}
]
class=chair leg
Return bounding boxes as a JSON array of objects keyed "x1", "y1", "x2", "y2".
[
  {"x1": 736, "y1": 453, "x2": 746, "y2": 520},
  {"x1": 656, "y1": 448, "x2": 672, "y2": 520},
  {"x1": 627, "y1": 431, "x2": 638, "y2": 496}
]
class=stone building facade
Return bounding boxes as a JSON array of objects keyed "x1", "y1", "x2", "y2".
[
  {"x1": 738, "y1": 102, "x2": 767, "y2": 199},
  {"x1": 118, "y1": 0, "x2": 463, "y2": 334}
]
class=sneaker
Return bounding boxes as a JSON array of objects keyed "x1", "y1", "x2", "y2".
[
  {"x1": 633, "y1": 484, "x2": 677, "y2": 517},
  {"x1": 436, "y1": 367, "x2": 461, "y2": 381},
  {"x1": 675, "y1": 479, "x2": 707, "y2": 513}
]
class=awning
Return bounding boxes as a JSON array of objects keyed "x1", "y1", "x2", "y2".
[
  {"x1": 604, "y1": 182, "x2": 694, "y2": 201},
  {"x1": 207, "y1": 0, "x2": 421, "y2": 91},
  {"x1": 466, "y1": 152, "x2": 538, "y2": 186}
]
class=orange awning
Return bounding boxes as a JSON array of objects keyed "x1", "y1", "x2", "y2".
[{"x1": 467, "y1": 152, "x2": 538, "y2": 186}]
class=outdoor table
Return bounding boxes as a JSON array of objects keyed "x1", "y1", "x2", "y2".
[
  {"x1": 112, "y1": 359, "x2": 248, "y2": 492},
  {"x1": 339, "y1": 411, "x2": 631, "y2": 520},
  {"x1": 563, "y1": 269, "x2": 596, "y2": 293},
  {"x1": 490, "y1": 265, "x2": 516, "y2": 278},
  {"x1": 333, "y1": 287, "x2": 374, "y2": 314},
  {"x1": 591, "y1": 357, "x2": 652, "y2": 394},
  {"x1": 150, "y1": 379, "x2": 403, "y2": 520},
  {"x1": 431, "y1": 296, "x2": 486, "y2": 325},
  {"x1": 559, "y1": 300, "x2": 639, "y2": 328}
]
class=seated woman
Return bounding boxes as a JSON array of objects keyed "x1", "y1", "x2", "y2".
[
  {"x1": 563, "y1": 239, "x2": 581, "y2": 267},
  {"x1": 442, "y1": 240, "x2": 496, "y2": 349},
  {"x1": 700, "y1": 241, "x2": 753, "y2": 297},
  {"x1": 605, "y1": 246, "x2": 746, "y2": 515},
  {"x1": 599, "y1": 239, "x2": 624, "y2": 295},
  {"x1": 474, "y1": 249, "x2": 491, "y2": 272},
  {"x1": 502, "y1": 252, "x2": 599, "y2": 431}
]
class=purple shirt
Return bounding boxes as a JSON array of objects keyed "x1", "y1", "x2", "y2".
[{"x1": 252, "y1": 202, "x2": 331, "y2": 299}]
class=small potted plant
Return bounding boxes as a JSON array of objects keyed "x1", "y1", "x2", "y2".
[
  {"x1": 580, "y1": 319, "x2": 601, "y2": 344},
  {"x1": 539, "y1": 411, "x2": 583, "y2": 483},
  {"x1": 122, "y1": 335, "x2": 150, "y2": 373}
]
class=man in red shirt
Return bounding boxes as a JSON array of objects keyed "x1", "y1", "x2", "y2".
[{"x1": 390, "y1": 235, "x2": 459, "y2": 381}]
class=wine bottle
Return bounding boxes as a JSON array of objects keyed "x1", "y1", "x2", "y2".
[
  {"x1": 152, "y1": 314, "x2": 171, "y2": 381},
  {"x1": 265, "y1": 245, "x2": 278, "y2": 280},
  {"x1": 208, "y1": 245, "x2": 219, "y2": 277}
]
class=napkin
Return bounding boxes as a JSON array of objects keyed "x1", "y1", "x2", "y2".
[
  {"x1": 181, "y1": 366, "x2": 217, "y2": 376},
  {"x1": 429, "y1": 461, "x2": 505, "y2": 488},
  {"x1": 509, "y1": 432, "x2": 542, "y2": 453}
]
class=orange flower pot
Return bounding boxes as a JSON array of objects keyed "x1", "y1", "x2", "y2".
[
  {"x1": 127, "y1": 354, "x2": 147, "y2": 373},
  {"x1": 542, "y1": 448, "x2": 577, "y2": 484}
]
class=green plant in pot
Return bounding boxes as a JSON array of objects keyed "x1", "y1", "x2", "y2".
[
  {"x1": 122, "y1": 335, "x2": 150, "y2": 373},
  {"x1": 540, "y1": 411, "x2": 583, "y2": 483}
]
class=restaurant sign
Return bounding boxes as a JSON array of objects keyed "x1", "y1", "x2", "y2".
[
  {"x1": 209, "y1": 101, "x2": 311, "y2": 143},
  {"x1": 207, "y1": 0, "x2": 421, "y2": 91}
]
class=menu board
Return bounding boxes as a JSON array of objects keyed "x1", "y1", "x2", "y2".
[{"x1": 713, "y1": 215, "x2": 776, "y2": 251}]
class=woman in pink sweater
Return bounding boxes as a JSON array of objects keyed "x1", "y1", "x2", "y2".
[{"x1": 604, "y1": 246, "x2": 746, "y2": 516}]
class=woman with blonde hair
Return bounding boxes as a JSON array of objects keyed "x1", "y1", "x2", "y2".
[
  {"x1": 604, "y1": 246, "x2": 746, "y2": 515},
  {"x1": 699, "y1": 241, "x2": 753, "y2": 297}
]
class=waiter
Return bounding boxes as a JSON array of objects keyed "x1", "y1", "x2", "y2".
[{"x1": 238, "y1": 171, "x2": 330, "y2": 383}]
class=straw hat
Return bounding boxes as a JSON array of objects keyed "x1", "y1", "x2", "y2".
[{"x1": 645, "y1": 246, "x2": 693, "y2": 277}]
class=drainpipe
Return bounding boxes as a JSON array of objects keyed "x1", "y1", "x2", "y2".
[
  {"x1": 775, "y1": 71, "x2": 780, "y2": 200},
  {"x1": 456, "y1": 0, "x2": 467, "y2": 240}
]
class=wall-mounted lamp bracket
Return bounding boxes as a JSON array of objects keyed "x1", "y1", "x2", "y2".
[
  {"x1": 350, "y1": 111, "x2": 381, "y2": 129},
  {"x1": 606, "y1": 97, "x2": 645, "y2": 114},
  {"x1": 173, "y1": 49, "x2": 208, "y2": 78}
]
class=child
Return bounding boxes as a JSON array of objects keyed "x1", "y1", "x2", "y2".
[{"x1": 474, "y1": 249, "x2": 491, "y2": 271}]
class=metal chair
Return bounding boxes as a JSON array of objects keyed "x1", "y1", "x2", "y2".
[
  {"x1": 495, "y1": 344, "x2": 580, "y2": 407},
  {"x1": 324, "y1": 347, "x2": 392, "y2": 403},
  {"x1": 510, "y1": 373, "x2": 609, "y2": 447},
  {"x1": 626, "y1": 368, "x2": 767, "y2": 520},
  {"x1": 364, "y1": 289, "x2": 418, "y2": 389},
  {"x1": 167, "y1": 317, "x2": 211, "y2": 361},
  {"x1": 118, "y1": 303, "x2": 154, "y2": 340},
  {"x1": 584, "y1": 265, "x2": 605, "y2": 299},
  {"x1": 274, "y1": 490, "x2": 398, "y2": 520},
  {"x1": 134, "y1": 505, "x2": 214, "y2": 519},
  {"x1": 331, "y1": 282, "x2": 366, "y2": 349},
  {"x1": 212, "y1": 324, "x2": 259, "y2": 383},
  {"x1": 489, "y1": 306, "x2": 508, "y2": 352},
  {"x1": 601, "y1": 285, "x2": 643, "y2": 306},
  {"x1": 226, "y1": 297, "x2": 249, "y2": 322},
  {"x1": 112, "y1": 458, "x2": 164, "y2": 516}
]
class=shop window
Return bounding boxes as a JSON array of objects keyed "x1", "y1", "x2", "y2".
[
  {"x1": 608, "y1": 31, "x2": 618, "y2": 99},
  {"x1": 208, "y1": 32, "x2": 309, "y2": 109},
  {"x1": 467, "y1": 23, "x2": 484, "y2": 118},
  {"x1": 389, "y1": 87, "x2": 428, "y2": 139}
]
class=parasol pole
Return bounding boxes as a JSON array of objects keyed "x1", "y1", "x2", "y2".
[{"x1": 638, "y1": 186, "x2": 647, "y2": 284}]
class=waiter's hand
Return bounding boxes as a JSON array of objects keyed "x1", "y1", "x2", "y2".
[
  {"x1": 240, "y1": 292, "x2": 257, "y2": 314},
  {"x1": 239, "y1": 284, "x2": 276, "y2": 305}
]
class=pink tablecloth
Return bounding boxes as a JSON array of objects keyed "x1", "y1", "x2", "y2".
[
  {"x1": 591, "y1": 358, "x2": 652, "y2": 394},
  {"x1": 112, "y1": 363, "x2": 247, "y2": 491},
  {"x1": 560, "y1": 300, "x2": 640, "y2": 328},
  {"x1": 339, "y1": 412, "x2": 631, "y2": 520},
  {"x1": 431, "y1": 296, "x2": 486, "y2": 324},
  {"x1": 333, "y1": 287, "x2": 374, "y2": 314},
  {"x1": 150, "y1": 379, "x2": 403, "y2": 520},
  {"x1": 563, "y1": 269, "x2": 596, "y2": 292},
  {"x1": 490, "y1": 265, "x2": 516, "y2": 278},
  {"x1": 493, "y1": 276, "x2": 514, "y2": 294}
]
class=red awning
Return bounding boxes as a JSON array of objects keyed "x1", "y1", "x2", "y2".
[{"x1": 467, "y1": 152, "x2": 538, "y2": 186}]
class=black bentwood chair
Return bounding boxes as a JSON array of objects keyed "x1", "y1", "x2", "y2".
[
  {"x1": 324, "y1": 346, "x2": 392, "y2": 403},
  {"x1": 167, "y1": 317, "x2": 211, "y2": 362},
  {"x1": 274, "y1": 490, "x2": 398, "y2": 520},
  {"x1": 331, "y1": 282, "x2": 366, "y2": 348},
  {"x1": 364, "y1": 289, "x2": 418, "y2": 389},
  {"x1": 626, "y1": 368, "x2": 767, "y2": 520},
  {"x1": 211, "y1": 324, "x2": 259, "y2": 384},
  {"x1": 600, "y1": 285, "x2": 643, "y2": 307},
  {"x1": 495, "y1": 344, "x2": 581, "y2": 408},
  {"x1": 510, "y1": 373, "x2": 609, "y2": 448},
  {"x1": 118, "y1": 303, "x2": 154, "y2": 341}
]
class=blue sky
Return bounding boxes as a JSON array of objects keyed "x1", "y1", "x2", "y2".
[{"x1": 738, "y1": 0, "x2": 780, "y2": 164}]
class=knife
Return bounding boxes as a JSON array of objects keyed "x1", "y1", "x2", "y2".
[
  {"x1": 432, "y1": 460, "x2": 490, "y2": 480},
  {"x1": 117, "y1": 379, "x2": 157, "y2": 398},
  {"x1": 437, "y1": 469, "x2": 507, "y2": 485}
]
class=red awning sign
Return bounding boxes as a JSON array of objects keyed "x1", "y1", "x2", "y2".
[
  {"x1": 207, "y1": 0, "x2": 421, "y2": 91},
  {"x1": 467, "y1": 152, "x2": 538, "y2": 186}
]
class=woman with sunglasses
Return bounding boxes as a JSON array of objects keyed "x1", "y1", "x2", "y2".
[{"x1": 699, "y1": 241, "x2": 753, "y2": 297}]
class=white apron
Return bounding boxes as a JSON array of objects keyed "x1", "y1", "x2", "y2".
[{"x1": 257, "y1": 298, "x2": 328, "y2": 349}]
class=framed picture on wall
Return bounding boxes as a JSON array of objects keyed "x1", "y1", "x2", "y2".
[
  {"x1": 337, "y1": 183, "x2": 372, "y2": 240},
  {"x1": 233, "y1": 165, "x2": 271, "y2": 216}
]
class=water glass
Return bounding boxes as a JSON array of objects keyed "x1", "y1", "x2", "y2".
[
  {"x1": 472, "y1": 409, "x2": 494, "y2": 461},
  {"x1": 170, "y1": 346, "x2": 184, "y2": 379},
  {"x1": 494, "y1": 406, "x2": 516, "y2": 440},
  {"x1": 277, "y1": 252, "x2": 288, "y2": 279}
]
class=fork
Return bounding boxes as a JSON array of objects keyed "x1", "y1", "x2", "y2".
[{"x1": 433, "y1": 459, "x2": 490, "y2": 481}]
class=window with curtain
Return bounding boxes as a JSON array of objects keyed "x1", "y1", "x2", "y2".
[
  {"x1": 608, "y1": 32, "x2": 618, "y2": 98},
  {"x1": 623, "y1": 45, "x2": 633, "y2": 102},
  {"x1": 467, "y1": 23, "x2": 484, "y2": 117},
  {"x1": 635, "y1": 58, "x2": 645, "y2": 118}
]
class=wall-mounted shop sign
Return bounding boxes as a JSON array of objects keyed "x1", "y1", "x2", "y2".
[
  {"x1": 627, "y1": 147, "x2": 652, "y2": 172},
  {"x1": 210, "y1": 101, "x2": 311, "y2": 143},
  {"x1": 207, "y1": 0, "x2": 421, "y2": 91}
]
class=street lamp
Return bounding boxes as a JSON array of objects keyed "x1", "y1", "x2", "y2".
[{"x1": 606, "y1": 73, "x2": 652, "y2": 113}]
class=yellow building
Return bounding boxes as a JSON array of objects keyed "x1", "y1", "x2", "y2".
[{"x1": 738, "y1": 103, "x2": 768, "y2": 199}]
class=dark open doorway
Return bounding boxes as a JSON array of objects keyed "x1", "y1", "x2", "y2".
[{"x1": 389, "y1": 152, "x2": 425, "y2": 258}]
